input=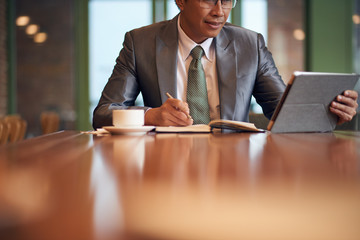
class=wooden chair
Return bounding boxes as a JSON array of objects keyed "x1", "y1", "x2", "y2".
[
  {"x1": 0, "y1": 120, "x2": 10, "y2": 145},
  {"x1": 18, "y1": 118, "x2": 27, "y2": 140},
  {"x1": 41, "y1": 111, "x2": 60, "y2": 134},
  {"x1": 3, "y1": 115, "x2": 27, "y2": 143}
]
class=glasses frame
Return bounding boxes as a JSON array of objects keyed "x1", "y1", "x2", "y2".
[{"x1": 199, "y1": 0, "x2": 237, "y2": 9}]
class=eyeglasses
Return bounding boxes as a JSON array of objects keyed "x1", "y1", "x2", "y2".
[{"x1": 199, "y1": 0, "x2": 237, "y2": 9}]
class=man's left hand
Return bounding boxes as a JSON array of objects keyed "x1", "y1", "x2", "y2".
[{"x1": 330, "y1": 90, "x2": 359, "y2": 125}]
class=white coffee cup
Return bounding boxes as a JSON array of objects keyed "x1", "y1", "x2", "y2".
[{"x1": 112, "y1": 109, "x2": 144, "y2": 127}]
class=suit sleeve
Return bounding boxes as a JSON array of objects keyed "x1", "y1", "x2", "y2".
[
  {"x1": 92, "y1": 31, "x2": 149, "y2": 129},
  {"x1": 253, "y1": 33, "x2": 286, "y2": 119}
]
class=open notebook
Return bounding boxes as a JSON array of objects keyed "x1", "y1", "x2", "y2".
[
  {"x1": 267, "y1": 71, "x2": 359, "y2": 133},
  {"x1": 155, "y1": 119, "x2": 264, "y2": 133}
]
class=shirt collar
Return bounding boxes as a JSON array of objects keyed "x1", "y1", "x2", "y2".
[{"x1": 177, "y1": 14, "x2": 215, "y2": 62}]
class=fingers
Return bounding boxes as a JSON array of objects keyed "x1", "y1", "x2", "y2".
[
  {"x1": 344, "y1": 90, "x2": 359, "y2": 101},
  {"x1": 144, "y1": 99, "x2": 193, "y2": 126},
  {"x1": 338, "y1": 90, "x2": 359, "y2": 107},
  {"x1": 330, "y1": 105, "x2": 354, "y2": 125},
  {"x1": 164, "y1": 99, "x2": 193, "y2": 125},
  {"x1": 167, "y1": 98, "x2": 191, "y2": 119},
  {"x1": 330, "y1": 90, "x2": 359, "y2": 125}
]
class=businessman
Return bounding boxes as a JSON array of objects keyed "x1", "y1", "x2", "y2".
[{"x1": 93, "y1": 0, "x2": 358, "y2": 129}]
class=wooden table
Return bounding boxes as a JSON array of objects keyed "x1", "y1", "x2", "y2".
[{"x1": 0, "y1": 130, "x2": 359, "y2": 240}]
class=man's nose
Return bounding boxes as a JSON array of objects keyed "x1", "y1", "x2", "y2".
[{"x1": 211, "y1": 0, "x2": 225, "y2": 16}]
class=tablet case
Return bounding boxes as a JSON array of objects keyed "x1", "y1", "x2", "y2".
[{"x1": 268, "y1": 71, "x2": 359, "y2": 133}]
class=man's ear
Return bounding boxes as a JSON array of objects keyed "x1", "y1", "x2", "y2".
[{"x1": 175, "y1": 0, "x2": 185, "y2": 11}]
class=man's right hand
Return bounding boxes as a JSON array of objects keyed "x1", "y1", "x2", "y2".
[{"x1": 144, "y1": 98, "x2": 193, "y2": 126}]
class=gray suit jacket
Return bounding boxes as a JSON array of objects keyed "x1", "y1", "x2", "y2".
[{"x1": 93, "y1": 15, "x2": 286, "y2": 129}]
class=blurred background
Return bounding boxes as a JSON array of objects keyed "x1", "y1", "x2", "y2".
[{"x1": 0, "y1": 0, "x2": 359, "y2": 138}]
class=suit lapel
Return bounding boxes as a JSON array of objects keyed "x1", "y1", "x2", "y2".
[
  {"x1": 156, "y1": 15, "x2": 179, "y2": 104},
  {"x1": 215, "y1": 28, "x2": 238, "y2": 120}
]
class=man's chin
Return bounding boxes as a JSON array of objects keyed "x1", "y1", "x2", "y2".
[{"x1": 205, "y1": 30, "x2": 222, "y2": 38}]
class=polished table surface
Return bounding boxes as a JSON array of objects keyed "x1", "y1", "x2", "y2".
[{"x1": 0, "y1": 130, "x2": 360, "y2": 240}]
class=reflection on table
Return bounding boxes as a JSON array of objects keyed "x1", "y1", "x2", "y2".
[{"x1": 0, "y1": 131, "x2": 359, "y2": 240}]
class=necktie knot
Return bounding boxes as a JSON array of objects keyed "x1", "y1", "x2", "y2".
[{"x1": 190, "y1": 46, "x2": 204, "y2": 60}]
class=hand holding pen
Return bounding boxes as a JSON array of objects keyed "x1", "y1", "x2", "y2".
[
  {"x1": 144, "y1": 92, "x2": 193, "y2": 126},
  {"x1": 166, "y1": 92, "x2": 193, "y2": 120}
]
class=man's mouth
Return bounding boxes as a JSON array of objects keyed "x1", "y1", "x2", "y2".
[{"x1": 205, "y1": 20, "x2": 223, "y2": 29}]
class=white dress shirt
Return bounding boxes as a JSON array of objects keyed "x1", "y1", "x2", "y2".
[{"x1": 176, "y1": 15, "x2": 221, "y2": 120}]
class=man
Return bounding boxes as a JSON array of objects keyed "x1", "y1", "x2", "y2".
[{"x1": 93, "y1": 0, "x2": 358, "y2": 129}]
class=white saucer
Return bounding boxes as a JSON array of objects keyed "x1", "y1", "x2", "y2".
[{"x1": 103, "y1": 126, "x2": 155, "y2": 135}]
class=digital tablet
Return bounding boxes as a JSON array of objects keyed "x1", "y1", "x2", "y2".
[{"x1": 267, "y1": 71, "x2": 359, "y2": 133}]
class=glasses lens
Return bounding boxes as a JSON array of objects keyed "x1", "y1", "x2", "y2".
[
  {"x1": 199, "y1": 0, "x2": 214, "y2": 9},
  {"x1": 199, "y1": 0, "x2": 236, "y2": 9},
  {"x1": 221, "y1": 0, "x2": 233, "y2": 9}
]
